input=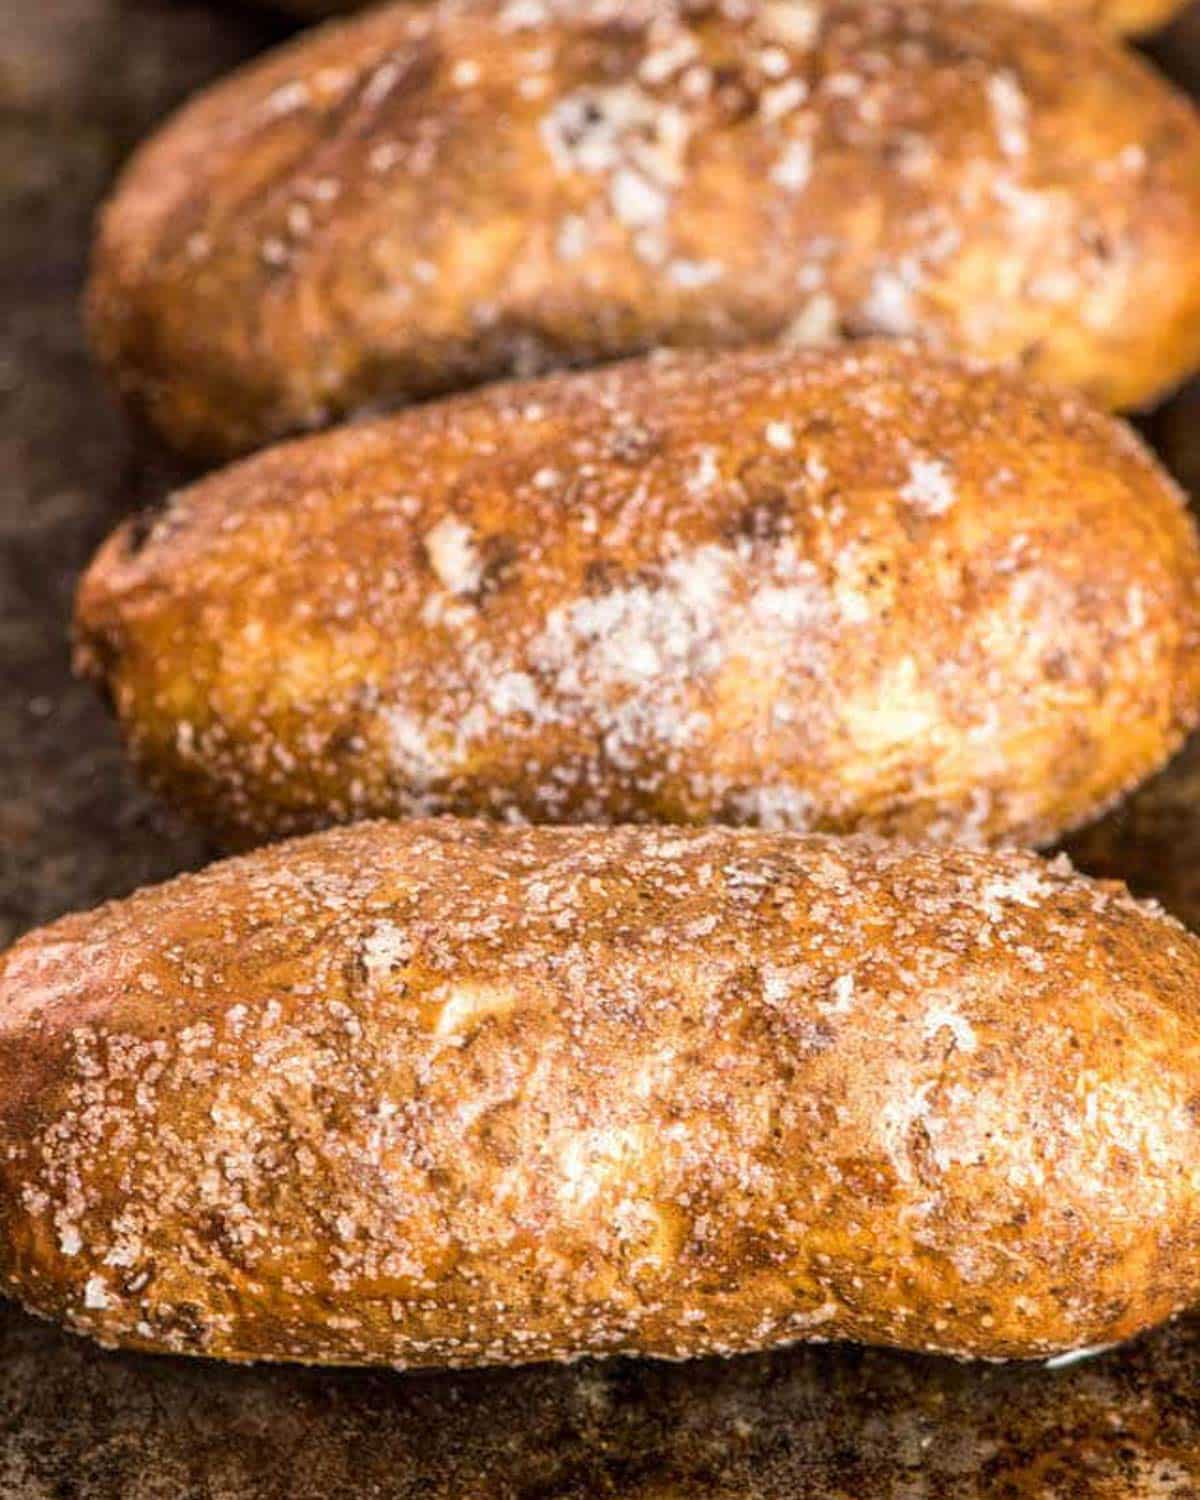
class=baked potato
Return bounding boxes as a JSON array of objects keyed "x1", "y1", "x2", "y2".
[
  {"x1": 3, "y1": 819, "x2": 1200, "y2": 1365},
  {"x1": 75, "y1": 344, "x2": 1200, "y2": 847},
  {"x1": 88, "y1": 0, "x2": 1200, "y2": 460},
  {"x1": 264, "y1": 0, "x2": 1192, "y2": 35}
]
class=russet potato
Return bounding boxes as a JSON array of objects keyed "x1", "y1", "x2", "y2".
[
  {"x1": 88, "y1": 0, "x2": 1200, "y2": 460},
  {"x1": 75, "y1": 345, "x2": 1200, "y2": 847}
]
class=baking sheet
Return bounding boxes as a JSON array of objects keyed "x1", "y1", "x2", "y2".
[{"x1": 2, "y1": 1, "x2": 1200, "y2": 1493}]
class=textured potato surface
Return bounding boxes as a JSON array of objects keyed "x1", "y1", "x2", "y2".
[
  {"x1": 267, "y1": 0, "x2": 1189, "y2": 32},
  {"x1": 3, "y1": 820, "x2": 1200, "y2": 1367},
  {"x1": 75, "y1": 345, "x2": 1200, "y2": 847},
  {"x1": 88, "y1": 0, "x2": 1200, "y2": 459}
]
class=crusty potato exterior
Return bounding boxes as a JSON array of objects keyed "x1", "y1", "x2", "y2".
[
  {"x1": 3, "y1": 820, "x2": 1200, "y2": 1367},
  {"x1": 266, "y1": 0, "x2": 1190, "y2": 35},
  {"x1": 11, "y1": 819, "x2": 1200, "y2": 1367},
  {"x1": 74, "y1": 345, "x2": 1200, "y2": 849},
  {"x1": 88, "y1": 0, "x2": 1200, "y2": 460},
  {"x1": 1099, "y1": 0, "x2": 1193, "y2": 30}
]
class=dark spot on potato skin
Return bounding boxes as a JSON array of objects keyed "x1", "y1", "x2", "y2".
[
  {"x1": 583, "y1": 558, "x2": 626, "y2": 596},
  {"x1": 709, "y1": 64, "x2": 758, "y2": 124},
  {"x1": 1042, "y1": 650, "x2": 1072, "y2": 682},
  {"x1": 606, "y1": 424, "x2": 662, "y2": 466},
  {"x1": 725, "y1": 494, "x2": 792, "y2": 546},
  {"x1": 147, "y1": 1301, "x2": 211, "y2": 1352},
  {"x1": 474, "y1": 533, "x2": 521, "y2": 603}
]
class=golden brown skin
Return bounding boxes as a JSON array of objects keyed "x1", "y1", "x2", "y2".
[
  {"x1": 74, "y1": 345, "x2": 1200, "y2": 849},
  {"x1": 88, "y1": 0, "x2": 1200, "y2": 461},
  {"x1": 1007, "y1": 0, "x2": 1184, "y2": 26},
  {"x1": 3, "y1": 819, "x2": 1200, "y2": 1367},
  {"x1": 267, "y1": 0, "x2": 1190, "y2": 30},
  {"x1": 1087, "y1": 0, "x2": 1191, "y2": 30}
]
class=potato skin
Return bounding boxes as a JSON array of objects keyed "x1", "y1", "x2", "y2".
[
  {"x1": 74, "y1": 345, "x2": 1200, "y2": 848},
  {"x1": 87, "y1": 0, "x2": 1200, "y2": 460},
  {"x1": 266, "y1": 0, "x2": 1189, "y2": 36},
  {"x1": 4, "y1": 819, "x2": 1200, "y2": 1367},
  {"x1": 1097, "y1": 0, "x2": 1191, "y2": 31}
]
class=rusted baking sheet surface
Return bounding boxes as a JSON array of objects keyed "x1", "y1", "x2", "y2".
[{"x1": 1, "y1": 0, "x2": 1199, "y2": 1493}]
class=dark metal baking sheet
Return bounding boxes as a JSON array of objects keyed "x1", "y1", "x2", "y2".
[{"x1": 2, "y1": 1, "x2": 1200, "y2": 1492}]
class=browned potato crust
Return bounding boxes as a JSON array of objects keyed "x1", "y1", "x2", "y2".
[
  {"x1": 4, "y1": 819, "x2": 1200, "y2": 1366},
  {"x1": 88, "y1": 0, "x2": 1200, "y2": 461},
  {"x1": 268, "y1": 0, "x2": 1190, "y2": 33},
  {"x1": 75, "y1": 345, "x2": 1200, "y2": 849},
  {"x1": 978, "y1": 0, "x2": 1183, "y2": 27}
]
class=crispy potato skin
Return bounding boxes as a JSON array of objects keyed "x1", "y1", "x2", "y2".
[
  {"x1": 270, "y1": 0, "x2": 1189, "y2": 30},
  {"x1": 74, "y1": 345, "x2": 1200, "y2": 848},
  {"x1": 87, "y1": 0, "x2": 1200, "y2": 461},
  {"x1": 3, "y1": 820, "x2": 1200, "y2": 1366},
  {"x1": 1102, "y1": 0, "x2": 1192, "y2": 30}
]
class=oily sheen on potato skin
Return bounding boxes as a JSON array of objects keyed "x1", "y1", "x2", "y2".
[
  {"x1": 2, "y1": 821, "x2": 1200, "y2": 1367},
  {"x1": 74, "y1": 345, "x2": 1200, "y2": 848},
  {"x1": 86, "y1": 0, "x2": 1200, "y2": 460}
]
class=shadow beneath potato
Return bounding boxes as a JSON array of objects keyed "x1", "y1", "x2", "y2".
[{"x1": 2, "y1": 1297, "x2": 1200, "y2": 1499}]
